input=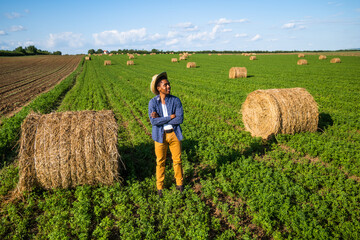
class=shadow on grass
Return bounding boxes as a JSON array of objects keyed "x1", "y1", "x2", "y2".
[{"x1": 318, "y1": 112, "x2": 333, "y2": 131}]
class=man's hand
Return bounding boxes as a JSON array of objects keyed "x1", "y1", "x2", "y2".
[
  {"x1": 151, "y1": 112, "x2": 159, "y2": 118},
  {"x1": 170, "y1": 114, "x2": 176, "y2": 119}
]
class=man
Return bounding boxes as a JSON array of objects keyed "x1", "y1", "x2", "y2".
[{"x1": 148, "y1": 72, "x2": 184, "y2": 197}]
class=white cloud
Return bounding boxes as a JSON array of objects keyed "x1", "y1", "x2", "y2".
[
  {"x1": 166, "y1": 38, "x2": 179, "y2": 46},
  {"x1": 250, "y1": 34, "x2": 261, "y2": 41},
  {"x1": 186, "y1": 32, "x2": 209, "y2": 41},
  {"x1": 222, "y1": 29, "x2": 232, "y2": 32},
  {"x1": 282, "y1": 22, "x2": 296, "y2": 29},
  {"x1": 282, "y1": 22, "x2": 306, "y2": 30},
  {"x1": 172, "y1": 22, "x2": 198, "y2": 32},
  {"x1": 210, "y1": 18, "x2": 248, "y2": 25},
  {"x1": 93, "y1": 28, "x2": 147, "y2": 45},
  {"x1": 5, "y1": 12, "x2": 22, "y2": 19},
  {"x1": 148, "y1": 33, "x2": 161, "y2": 41},
  {"x1": 167, "y1": 31, "x2": 179, "y2": 38},
  {"x1": 235, "y1": 33, "x2": 248, "y2": 38},
  {"x1": 9, "y1": 25, "x2": 26, "y2": 32},
  {"x1": 47, "y1": 32, "x2": 84, "y2": 48},
  {"x1": 0, "y1": 30, "x2": 7, "y2": 36}
]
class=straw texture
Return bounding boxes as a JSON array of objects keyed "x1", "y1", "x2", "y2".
[
  {"x1": 17, "y1": 110, "x2": 121, "y2": 191},
  {"x1": 104, "y1": 60, "x2": 111, "y2": 66},
  {"x1": 229, "y1": 67, "x2": 247, "y2": 78},
  {"x1": 171, "y1": 58, "x2": 178, "y2": 62},
  {"x1": 127, "y1": 60, "x2": 134, "y2": 65},
  {"x1": 297, "y1": 59, "x2": 308, "y2": 65},
  {"x1": 241, "y1": 88, "x2": 318, "y2": 139},
  {"x1": 187, "y1": 62, "x2": 196, "y2": 68},
  {"x1": 319, "y1": 55, "x2": 327, "y2": 60},
  {"x1": 250, "y1": 56, "x2": 257, "y2": 60},
  {"x1": 330, "y1": 58, "x2": 341, "y2": 63}
]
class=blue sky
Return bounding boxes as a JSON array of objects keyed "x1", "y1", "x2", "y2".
[{"x1": 0, "y1": 0, "x2": 359, "y2": 54}]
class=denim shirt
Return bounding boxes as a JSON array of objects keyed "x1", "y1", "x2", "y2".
[{"x1": 148, "y1": 94, "x2": 183, "y2": 143}]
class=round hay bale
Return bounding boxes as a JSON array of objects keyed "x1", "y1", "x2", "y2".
[
  {"x1": 297, "y1": 59, "x2": 307, "y2": 65},
  {"x1": 330, "y1": 58, "x2": 341, "y2": 63},
  {"x1": 17, "y1": 110, "x2": 121, "y2": 191},
  {"x1": 85, "y1": 56, "x2": 91, "y2": 60},
  {"x1": 298, "y1": 53, "x2": 305, "y2": 58},
  {"x1": 104, "y1": 60, "x2": 111, "y2": 66},
  {"x1": 250, "y1": 56, "x2": 257, "y2": 60},
  {"x1": 229, "y1": 67, "x2": 247, "y2": 78},
  {"x1": 129, "y1": 55, "x2": 134, "y2": 59},
  {"x1": 171, "y1": 58, "x2": 178, "y2": 62},
  {"x1": 187, "y1": 62, "x2": 196, "y2": 68},
  {"x1": 241, "y1": 88, "x2": 318, "y2": 139},
  {"x1": 208, "y1": 53, "x2": 212, "y2": 56},
  {"x1": 127, "y1": 60, "x2": 134, "y2": 65},
  {"x1": 319, "y1": 55, "x2": 327, "y2": 60},
  {"x1": 109, "y1": 53, "x2": 113, "y2": 56}
]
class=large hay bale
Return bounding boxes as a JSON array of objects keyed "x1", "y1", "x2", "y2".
[
  {"x1": 127, "y1": 60, "x2": 134, "y2": 65},
  {"x1": 319, "y1": 55, "x2": 327, "y2": 60},
  {"x1": 298, "y1": 53, "x2": 305, "y2": 58},
  {"x1": 17, "y1": 110, "x2": 121, "y2": 191},
  {"x1": 85, "y1": 56, "x2": 91, "y2": 61},
  {"x1": 297, "y1": 59, "x2": 307, "y2": 65},
  {"x1": 330, "y1": 58, "x2": 341, "y2": 63},
  {"x1": 171, "y1": 58, "x2": 178, "y2": 62},
  {"x1": 109, "y1": 53, "x2": 113, "y2": 56},
  {"x1": 250, "y1": 56, "x2": 257, "y2": 60},
  {"x1": 104, "y1": 60, "x2": 111, "y2": 66},
  {"x1": 229, "y1": 67, "x2": 247, "y2": 78},
  {"x1": 242, "y1": 88, "x2": 318, "y2": 139},
  {"x1": 187, "y1": 62, "x2": 196, "y2": 68},
  {"x1": 129, "y1": 55, "x2": 134, "y2": 59}
]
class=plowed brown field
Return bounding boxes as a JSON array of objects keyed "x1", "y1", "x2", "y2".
[{"x1": 0, "y1": 55, "x2": 82, "y2": 117}]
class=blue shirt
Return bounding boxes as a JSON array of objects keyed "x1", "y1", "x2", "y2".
[{"x1": 148, "y1": 94, "x2": 184, "y2": 143}]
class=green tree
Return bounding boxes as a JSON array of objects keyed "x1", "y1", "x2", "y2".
[
  {"x1": 88, "y1": 49, "x2": 95, "y2": 55},
  {"x1": 96, "y1": 49, "x2": 103, "y2": 54},
  {"x1": 14, "y1": 46, "x2": 26, "y2": 54},
  {"x1": 25, "y1": 45, "x2": 38, "y2": 55},
  {"x1": 53, "y1": 51, "x2": 62, "y2": 55}
]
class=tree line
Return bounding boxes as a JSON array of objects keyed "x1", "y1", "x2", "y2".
[
  {"x1": 0, "y1": 45, "x2": 62, "y2": 56},
  {"x1": 88, "y1": 48, "x2": 360, "y2": 55}
]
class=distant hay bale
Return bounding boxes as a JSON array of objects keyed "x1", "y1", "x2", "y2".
[
  {"x1": 171, "y1": 58, "x2": 178, "y2": 62},
  {"x1": 229, "y1": 67, "x2": 247, "y2": 78},
  {"x1": 85, "y1": 56, "x2": 91, "y2": 61},
  {"x1": 129, "y1": 55, "x2": 134, "y2": 59},
  {"x1": 319, "y1": 55, "x2": 327, "y2": 60},
  {"x1": 208, "y1": 53, "x2": 212, "y2": 56},
  {"x1": 143, "y1": 54, "x2": 146, "y2": 56},
  {"x1": 17, "y1": 110, "x2": 121, "y2": 192},
  {"x1": 109, "y1": 53, "x2": 113, "y2": 56},
  {"x1": 330, "y1": 58, "x2": 341, "y2": 63},
  {"x1": 217, "y1": 53, "x2": 222, "y2": 56},
  {"x1": 250, "y1": 56, "x2": 257, "y2": 60},
  {"x1": 298, "y1": 53, "x2": 305, "y2": 58},
  {"x1": 242, "y1": 88, "x2": 319, "y2": 139},
  {"x1": 297, "y1": 59, "x2": 307, "y2": 65},
  {"x1": 104, "y1": 60, "x2": 111, "y2": 66},
  {"x1": 127, "y1": 60, "x2": 134, "y2": 65},
  {"x1": 187, "y1": 62, "x2": 196, "y2": 68},
  {"x1": 179, "y1": 56, "x2": 187, "y2": 60}
]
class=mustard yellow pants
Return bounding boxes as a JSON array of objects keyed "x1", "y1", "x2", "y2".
[{"x1": 155, "y1": 131, "x2": 183, "y2": 190}]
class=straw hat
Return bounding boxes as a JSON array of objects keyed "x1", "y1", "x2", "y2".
[{"x1": 150, "y1": 72, "x2": 167, "y2": 95}]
